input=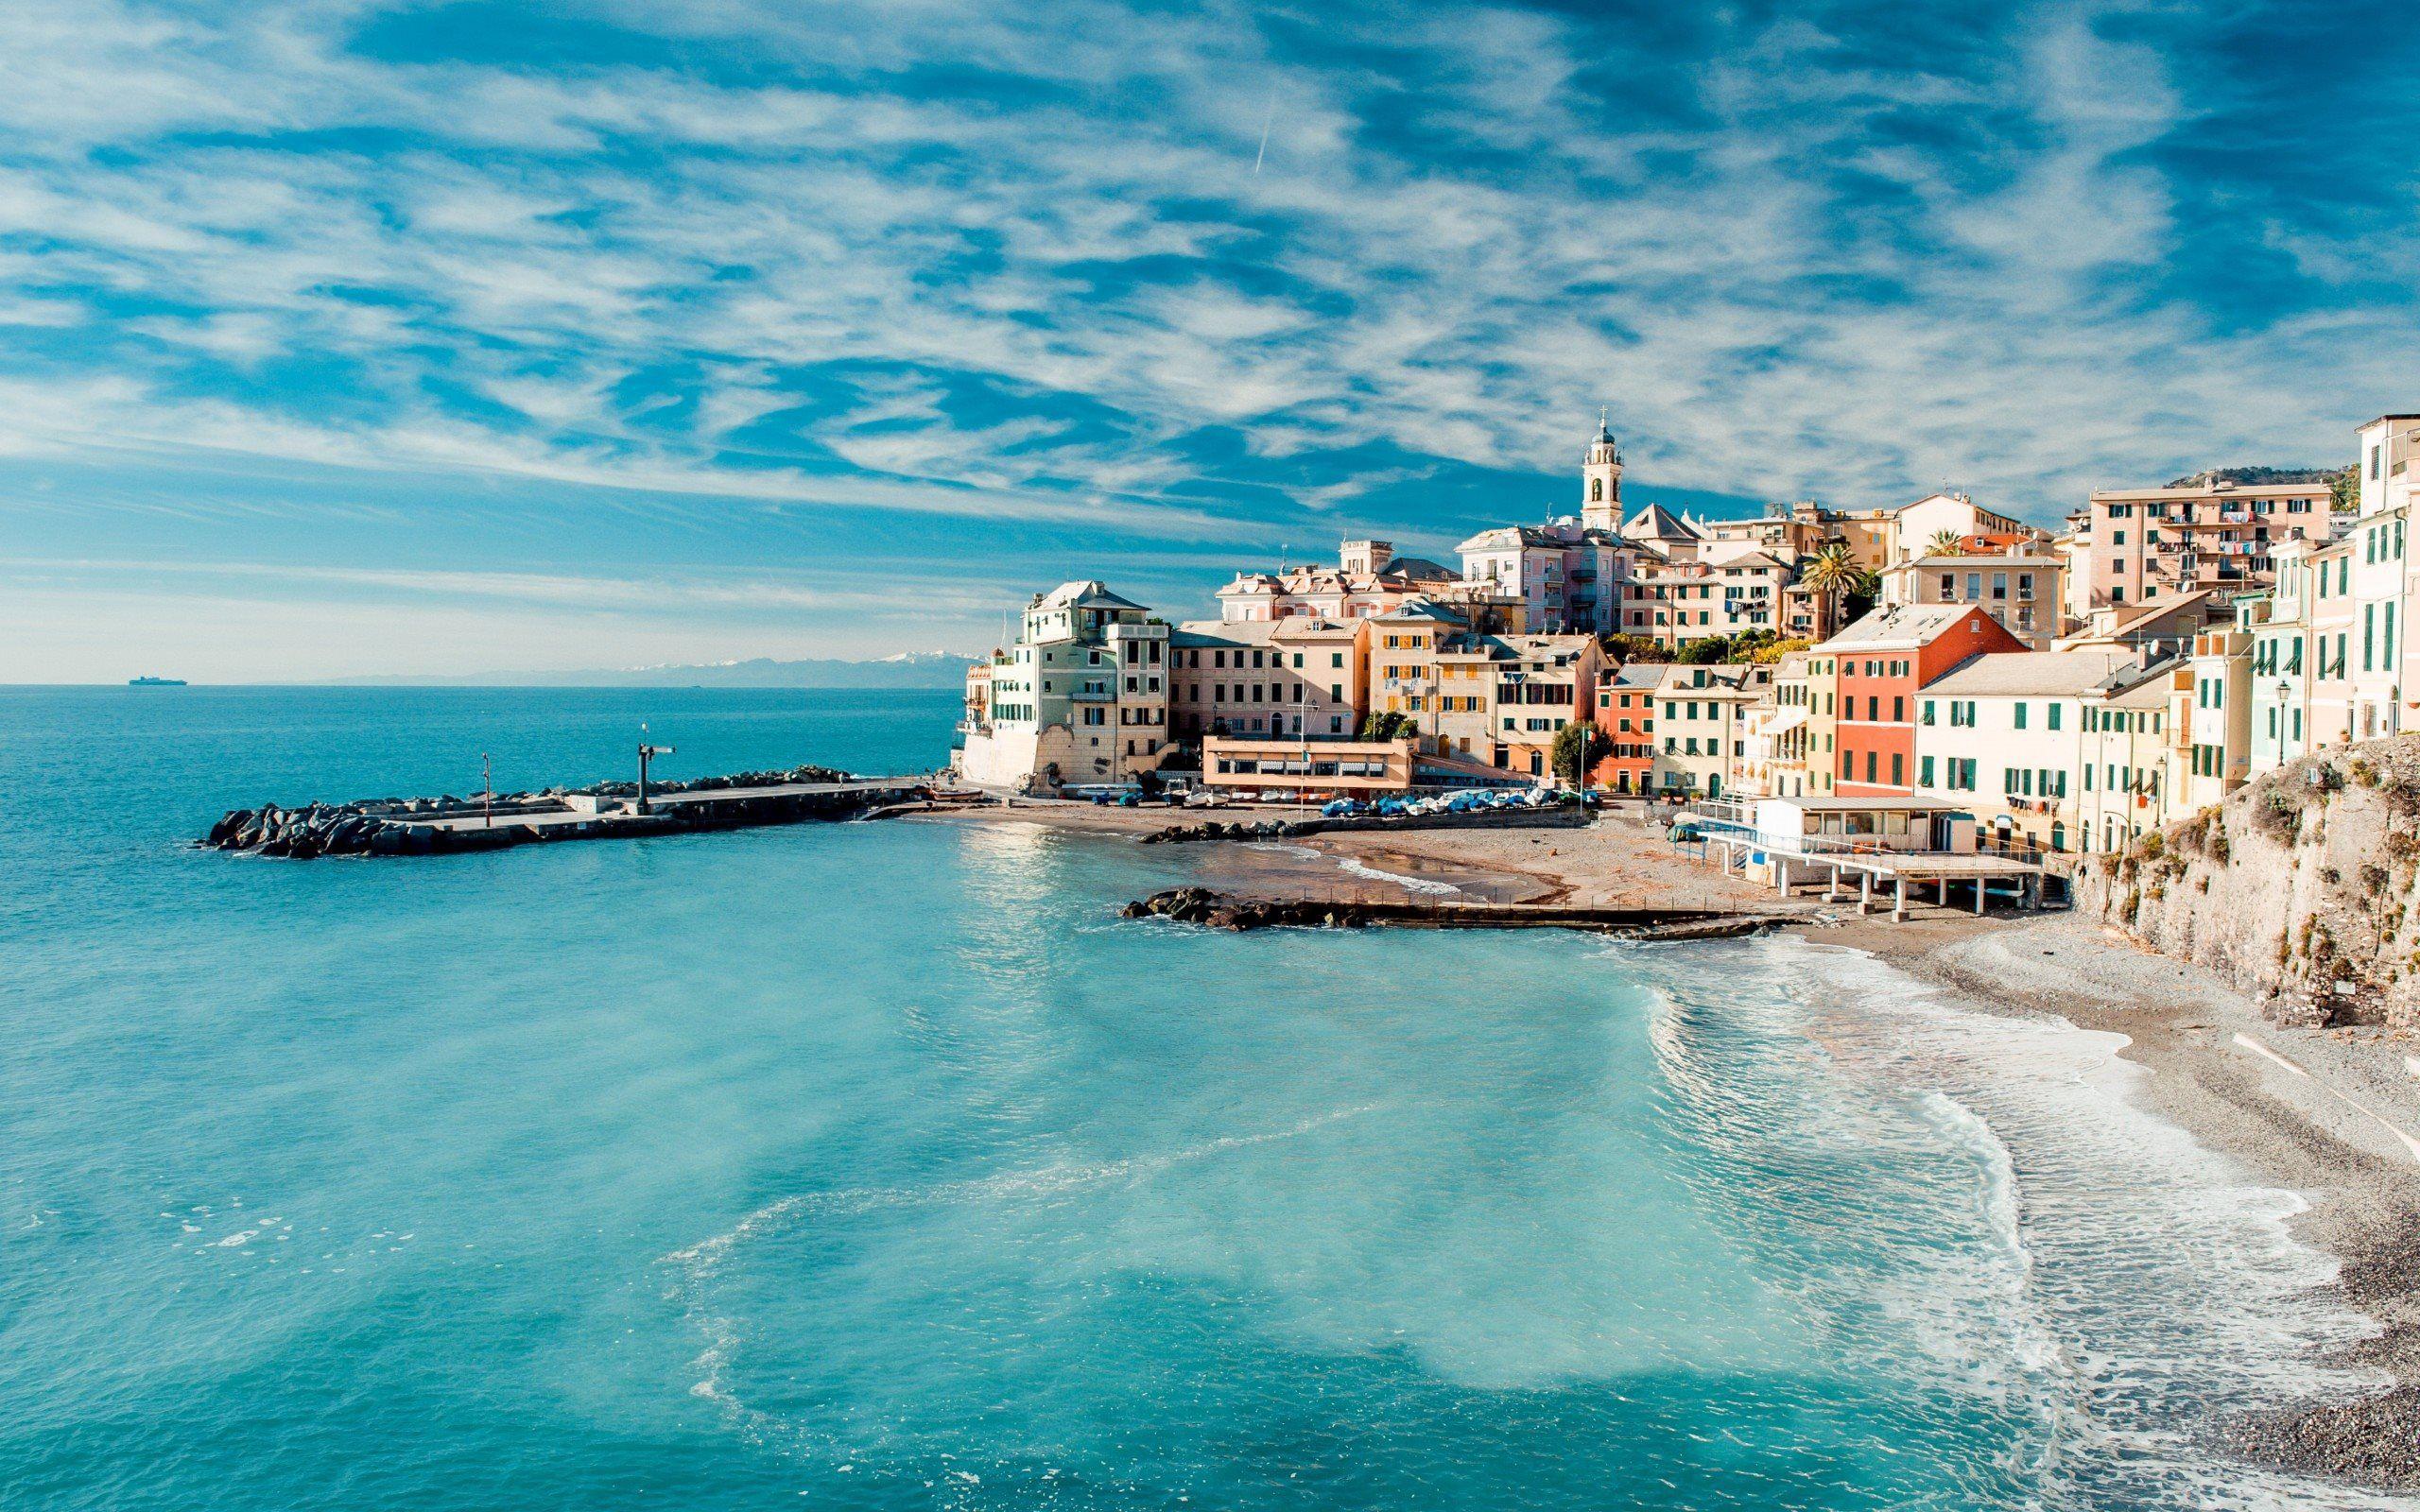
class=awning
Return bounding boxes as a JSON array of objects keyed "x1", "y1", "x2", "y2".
[{"x1": 1759, "y1": 707, "x2": 1809, "y2": 735}]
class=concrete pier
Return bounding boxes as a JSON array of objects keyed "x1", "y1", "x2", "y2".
[{"x1": 202, "y1": 767, "x2": 942, "y2": 859}]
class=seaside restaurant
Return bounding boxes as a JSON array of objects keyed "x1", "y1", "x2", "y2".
[
  {"x1": 1750, "y1": 796, "x2": 1979, "y2": 855},
  {"x1": 1685, "y1": 795, "x2": 2055, "y2": 916}
]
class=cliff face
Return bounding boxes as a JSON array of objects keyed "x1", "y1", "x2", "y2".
[{"x1": 2074, "y1": 735, "x2": 2420, "y2": 1028}]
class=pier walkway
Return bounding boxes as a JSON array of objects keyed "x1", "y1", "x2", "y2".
[
  {"x1": 201, "y1": 769, "x2": 945, "y2": 859},
  {"x1": 416, "y1": 779, "x2": 917, "y2": 833}
]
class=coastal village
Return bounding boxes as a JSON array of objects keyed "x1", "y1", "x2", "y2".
[{"x1": 956, "y1": 411, "x2": 2420, "y2": 886}]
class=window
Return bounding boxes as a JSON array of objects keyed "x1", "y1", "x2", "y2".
[
  {"x1": 1922, "y1": 700, "x2": 1936, "y2": 726},
  {"x1": 2047, "y1": 704, "x2": 2061, "y2": 731},
  {"x1": 2014, "y1": 703, "x2": 2027, "y2": 730},
  {"x1": 1920, "y1": 754, "x2": 1935, "y2": 787}
]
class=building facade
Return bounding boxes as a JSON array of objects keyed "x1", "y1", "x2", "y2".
[
  {"x1": 1820, "y1": 604, "x2": 2028, "y2": 797},
  {"x1": 959, "y1": 581, "x2": 1172, "y2": 791},
  {"x1": 1876, "y1": 546, "x2": 2066, "y2": 651},
  {"x1": 2076, "y1": 476, "x2": 2329, "y2": 612},
  {"x1": 1907, "y1": 652, "x2": 2130, "y2": 853}
]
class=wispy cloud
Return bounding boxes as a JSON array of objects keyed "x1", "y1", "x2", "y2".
[{"x1": 1, "y1": 0, "x2": 2414, "y2": 679}]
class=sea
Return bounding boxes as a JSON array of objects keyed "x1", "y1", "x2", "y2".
[{"x1": 0, "y1": 686, "x2": 2398, "y2": 1510}]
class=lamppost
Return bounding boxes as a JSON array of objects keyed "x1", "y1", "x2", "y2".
[
  {"x1": 637, "y1": 724, "x2": 675, "y2": 814},
  {"x1": 481, "y1": 752, "x2": 493, "y2": 830}
]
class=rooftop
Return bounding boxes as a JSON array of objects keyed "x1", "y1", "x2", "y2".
[
  {"x1": 1816, "y1": 603, "x2": 1991, "y2": 651},
  {"x1": 1033, "y1": 580, "x2": 1150, "y2": 613},
  {"x1": 1922, "y1": 650, "x2": 2132, "y2": 697}
]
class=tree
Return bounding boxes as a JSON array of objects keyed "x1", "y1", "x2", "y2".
[
  {"x1": 1551, "y1": 720, "x2": 1605, "y2": 788},
  {"x1": 1926, "y1": 528, "x2": 1966, "y2": 557},
  {"x1": 1359, "y1": 710, "x2": 1418, "y2": 742},
  {"x1": 1678, "y1": 636, "x2": 1735, "y2": 664},
  {"x1": 2330, "y1": 466, "x2": 2360, "y2": 514},
  {"x1": 1601, "y1": 631, "x2": 1671, "y2": 663},
  {"x1": 1740, "y1": 635, "x2": 1810, "y2": 665},
  {"x1": 1800, "y1": 542, "x2": 1867, "y2": 639}
]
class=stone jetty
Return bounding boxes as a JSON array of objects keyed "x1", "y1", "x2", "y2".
[
  {"x1": 201, "y1": 765, "x2": 937, "y2": 859},
  {"x1": 1120, "y1": 886, "x2": 1781, "y2": 938}
]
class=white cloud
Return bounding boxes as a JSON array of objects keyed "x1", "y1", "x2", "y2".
[{"x1": 0, "y1": 0, "x2": 2409, "y2": 679}]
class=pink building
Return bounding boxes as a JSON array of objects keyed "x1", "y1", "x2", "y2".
[{"x1": 2078, "y1": 476, "x2": 2328, "y2": 610}]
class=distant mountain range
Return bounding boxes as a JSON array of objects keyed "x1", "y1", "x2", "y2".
[{"x1": 338, "y1": 651, "x2": 977, "y2": 689}]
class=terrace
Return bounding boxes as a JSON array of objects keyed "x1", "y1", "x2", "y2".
[{"x1": 1674, "y1": 796, "x2": 2052, "y2": 919}]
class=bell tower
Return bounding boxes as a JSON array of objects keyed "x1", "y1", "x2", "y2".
[{"x1": 1581, "y1": 412, "x2": 1623, "y2": 531}]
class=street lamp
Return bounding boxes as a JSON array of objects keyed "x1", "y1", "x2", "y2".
[{"x1": 637, "y1": 723, "x2": 675, "y2": 814}]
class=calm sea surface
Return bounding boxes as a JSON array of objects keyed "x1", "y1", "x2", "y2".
[{"x1": 0, "y1": 687, "x2": 2394, "y2": 1509}]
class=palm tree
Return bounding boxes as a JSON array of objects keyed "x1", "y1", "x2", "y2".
[
  {"x1": 1926, "y1": 527, "x2": 1966, "y2": 558},
  {"x1": 1800, "y1": 542, "x2": 1866, "y2": 639}
]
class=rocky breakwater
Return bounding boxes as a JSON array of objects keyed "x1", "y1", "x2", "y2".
[
  {"x1": 1140, "y1": 817, "x2": 1320, "y2": 845},
  {"x1": 201, "y1": 765, "x2": 875, "y2": 859},
  {"x1": 1120, "y1": 886, "x2": 1768, "y2": 936},
  {"x1": 2076, "y1": 735, "x2": 2420, "y2": 1027},
  {"x1": 1121, "y1": 887, "x2": 1372, "y2": 930}
]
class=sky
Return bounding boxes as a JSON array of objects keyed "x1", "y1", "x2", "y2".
[{"x1": 2, "y1": 0, "x2": 2416, "y2": 681}]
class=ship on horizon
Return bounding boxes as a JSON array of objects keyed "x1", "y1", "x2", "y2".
[{"x1": 127, "y1": 676, "x2": 187, "y2": 686}]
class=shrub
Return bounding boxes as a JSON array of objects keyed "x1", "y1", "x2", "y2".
[{"x1": 2253, "y1": 793, "x2": 2303, "y2": 844}]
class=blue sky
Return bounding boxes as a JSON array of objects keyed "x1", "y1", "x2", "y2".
[{"x1": 2, "y1": 0, "x2": 2415, "y2": 680}]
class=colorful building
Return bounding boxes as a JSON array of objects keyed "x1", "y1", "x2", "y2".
[
  {"x1": 1646, "y1": 663, "x2": 1770, "y2": 798},
  {"x1": 2076, "y1": 657, "x2": 2181, "y2": 854},
  {"x1": 1908, "y1": 651, "x2": 2131, "y2": 853},
  {"x1": 958, "y1": 581, "x2": 1172, "y2": 791},
  {"x1": 1590, "y1": 662, "x2": 1665, "y2": 793},
  {"x1": 1876, "y1": 543, "x2": 2066, "y2": 651},
  {"x1": 2075, "y1": 475, "x2": 2328, "y2": 612},
  {"x1": 1819, "y1": 604, "x2": 2027, "y2": 797}
]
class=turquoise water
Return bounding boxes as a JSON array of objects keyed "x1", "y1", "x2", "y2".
[{"x1": 0, "y1": 688, "x2": 2390, "y2": 1509}]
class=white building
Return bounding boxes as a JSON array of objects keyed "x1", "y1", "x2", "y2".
[
  {"x1": 958, "y1": 581, "x2": 1172, "y2": 791},
  {"x1": 1908, "y1": 651, "x2": 2130, "y2": 853}
]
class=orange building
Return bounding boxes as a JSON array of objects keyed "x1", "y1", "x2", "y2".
[
  {"x1": 1589, "y1": 662, "x2": 1665, "y2": 792},
  {"x1": 1818, "y1": 605, "x2": 2026, "y2": 797}
]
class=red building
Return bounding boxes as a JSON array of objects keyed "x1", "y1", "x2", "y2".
[
  {"x1": 1818, "y1": 604, "x2": 2025, "y2": 796},
  {"x1": 1589, "y1": 662, "x2": 1664, "y2": 793}
]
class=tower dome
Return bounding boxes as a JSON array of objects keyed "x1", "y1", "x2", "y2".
[{"x1": 1581, "y1": 410, "x2": 1623, "y2": 529}]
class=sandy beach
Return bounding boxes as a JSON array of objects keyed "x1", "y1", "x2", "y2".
[{"x1": 914, "y1": 795, "x2": 2420, "y2": 1490}]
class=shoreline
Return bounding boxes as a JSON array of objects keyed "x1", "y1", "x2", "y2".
[{"x1": 912, "y1": 798, "x2": 2420, "y2": 1490}]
